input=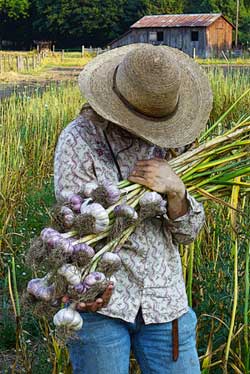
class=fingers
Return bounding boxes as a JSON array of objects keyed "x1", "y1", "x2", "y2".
[
  {"x1": 62, "y1": 295, "x2": 70, "y2": 303},
  {"x1": 128, "y1": 176, "x2": 152, "y2": 189},
  {"x1": 102, "y1": 282, "x2": 114, "y2": 307},
  {"x1": 75, "y1": 281, "x2": 115, "y2": 312}
]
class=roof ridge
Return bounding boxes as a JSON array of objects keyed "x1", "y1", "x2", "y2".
[{"x1": 143, "y1": 13, "x2": 222, "y2": 17}]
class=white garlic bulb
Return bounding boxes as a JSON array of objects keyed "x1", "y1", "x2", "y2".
[
  {"x1": 80, "y1": 203, "x2": 109, "y2": 233},
  {"x1": 53, "y1": 306, "x2": 83, "y2": 330},
  {"x1": 83, "y1": 181, "x2": 99, "y2": 197},
  {"x1": 58, "y1": 264, "x2": 82, "y2": 285},
  {"x1": 139, "y1": 191, "x2": 163, "y2": 206}
]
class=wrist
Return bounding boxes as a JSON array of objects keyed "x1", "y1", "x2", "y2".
[{"x1": 166, "y1": 188, "x2": 186, "y2": 201}]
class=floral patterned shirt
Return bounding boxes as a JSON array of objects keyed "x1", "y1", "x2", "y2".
[{"x1": 54, "y1": 105, "x2": 205, "y2": 324}]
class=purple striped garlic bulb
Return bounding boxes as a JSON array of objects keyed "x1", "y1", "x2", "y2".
[
  {"x1": 40, "y1": 228, "x2": 59, "y2": 242},
  {"x1": 68, "y1": 194, "x2": 84, "y2": 213},
  {"x1": 83, "y1": 271, "x2": 106, "y2": 290},
  {"x1": 27, "y1": 274, "x2": 55, "y2": 302},
  {"x1": 71, "y1": 243, "x2": 95, "y2": 266},
  {"x1": 59, "y1": 206, "x2": 75, "y2": 229}
]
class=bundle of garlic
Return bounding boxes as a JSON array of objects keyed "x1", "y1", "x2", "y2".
[
  {"x1": 26, "y1": 113, "x2": 250, "y2": 333},
  {"x1": 26, "y1": 180, "x2": 167, "y2": 332}
]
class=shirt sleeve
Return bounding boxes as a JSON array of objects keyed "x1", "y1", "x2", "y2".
[
  {"x1": 163, "y1": 192, "x2": 205, "y2": 245},
  {"x1": 54, "y1": 126, "x2": 96, "y2": 202}
]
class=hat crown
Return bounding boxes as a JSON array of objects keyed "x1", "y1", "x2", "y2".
[{"x1": 115, "y1": 45, "x2": 181, "y2": 118}]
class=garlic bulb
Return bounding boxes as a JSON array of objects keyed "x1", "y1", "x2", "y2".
[
  {"x1": 58, "y1": 264, "x2": 82, "y2": 285},
  {"x1": 56, "y1": 238, "x2": 74, "y2": 255},
  {"x1": 83, "y1": 271, "x2": 106, "y2": 290},
  {"x1": 71, "y1": 243, "x2": 95, "y2": 266},
  {"x1": 139, "y1": 191, "x2": 163, "y2": 206},
  {"x1": 74, "y1": 203, "x2": 109, "y2": 235},
  {"x1": 97, "y1": 252, "x2": 121, "y2": 277},
  {"x1": 59, "y1": 206, "x2": 75, "y2": 229},
  {"x1": 91, "y1": 181, "x2": 121, "y2": 207},
  {"x1": 139, "y1": 192, "x2": 167, "y2": 219},
  {"x1": 83, "y1": 181, "x2": 99, "y2": 197},
  {"x1": 53, "y1": 306, "x2": 83, "y2": 330},
  {"x1": 27, "y1": 274, "x2": 55, "y2": 302},
  {"x1": 114, "y1": 204, "x2": 138, "y2": 221},
  {"x1": 68, "y1": 194, "x2": 84, "y2": 213},
  {"x1": 40, "y1": 228, "x2": 59, "y2": 242}
]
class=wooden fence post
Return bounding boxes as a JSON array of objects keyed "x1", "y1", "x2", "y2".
[
  {"x1": 52, "y1": 45, "x2": 55, "y2": 55},
  {"x1": 32, "y1": 56, "x2": 36, "y2": 69},
  {"x1": 193, "y1": 48, "x2": 196, "y2": 59},
  {"x1": 81, "y1": 45, "x2": 85, "y2": 57},
  {"x1": 61, "y1": 49, "x2": 64, "y2": 61},
  {"x1": 0, "y1": 56, "x2": 3, "y2": 73}
]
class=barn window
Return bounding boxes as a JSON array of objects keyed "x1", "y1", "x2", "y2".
[
  {"x1": 149, "y1": 32, "x2": 157, "y2": 42},
  {"x1": 149, "y1": 31, "x2": 164, "y2": 42},
  {"x1": 157, "y1": 31, "x2": 164, "y2": 41},
  {"x1": 191, "y1": 31, "x2": 199, "y2": 41}
]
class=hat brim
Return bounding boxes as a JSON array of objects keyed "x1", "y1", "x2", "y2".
[{"x1": 78, "y1": 44, "x2": 213, "y2": 148}]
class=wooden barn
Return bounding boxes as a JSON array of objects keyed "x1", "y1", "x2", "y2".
[{"x1": 109, "y1": 14, "x2": 235, "y2": 58}]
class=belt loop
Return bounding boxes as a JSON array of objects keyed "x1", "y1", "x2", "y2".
[{"x1": 172, "y1": 319, "x2": 179, "y2": 361}]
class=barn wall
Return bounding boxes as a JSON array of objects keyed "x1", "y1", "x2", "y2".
[
  {"x1": 110, "y1": 28, "x2": 207, "y2": 57},
  {"x1": 206, "y1": 17, "x2": 233, "y2": 56},
  {"x1": 163, "y1": 27, "x2": 206, "y2": 57}
]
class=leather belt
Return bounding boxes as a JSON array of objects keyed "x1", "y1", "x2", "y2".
[{"x1": 172, "y1": 319, "x2": 179, "y2": 361}]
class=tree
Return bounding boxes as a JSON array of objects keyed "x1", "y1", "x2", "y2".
[
  {"x1": 141, "y1": 0, "x2": 185, "y2": 14},
  {"x1": 0, "y1": 0, "x2": 29, "y2": 19}
]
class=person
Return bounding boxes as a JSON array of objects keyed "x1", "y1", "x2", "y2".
[{"x1": 54, "y1": 43, "x2": 213, "y2": 374}]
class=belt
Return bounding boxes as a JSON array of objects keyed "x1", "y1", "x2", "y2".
[{"x1": 172, "y1": 319, "x2": 179, "y2": 361}]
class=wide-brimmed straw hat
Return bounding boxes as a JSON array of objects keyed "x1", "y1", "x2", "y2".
[{"x1": 78, "y1": 43, "x2": 213, "y2": 148}]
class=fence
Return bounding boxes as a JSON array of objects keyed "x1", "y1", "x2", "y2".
[{"x1": 0, "y1": 52, "x2": 46, "y2": 73}]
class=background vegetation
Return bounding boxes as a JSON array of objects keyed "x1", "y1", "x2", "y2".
[{"x1": 0, "y1": 0, "x2": 250, "y2": 49}]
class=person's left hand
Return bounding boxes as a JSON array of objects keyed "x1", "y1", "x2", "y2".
[
  {"x1": 128, "y1": 158, "x2": 185, "y2": 198},
  {"x1": 128, "y1": 158, "x2": 188, "y2": 219}
]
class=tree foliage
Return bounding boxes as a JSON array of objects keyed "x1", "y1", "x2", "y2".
[
  {"x1": 0, "y1": 0, "x2": 250, "y2": 48},
  {"x1": 0, "y1": 0, "x2": 29, "y2": 19}
]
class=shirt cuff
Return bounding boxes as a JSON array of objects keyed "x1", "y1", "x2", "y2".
[{"x1": 164, "y1": 191, "x2": 203, "y2": 223}]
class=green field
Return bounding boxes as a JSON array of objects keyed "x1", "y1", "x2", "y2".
[{"x1": 0, "y1": 66, "x2": 250, "y2": 373}]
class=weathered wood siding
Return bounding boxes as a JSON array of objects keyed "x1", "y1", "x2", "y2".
[
  {"x1": 110, "y1": 16, "x2": 233, "y2": 57},
  {"x1": 206, "y1": 17, "x2": 233, "y2": 56},
  {"x1": 110, "y1": 28, "x2": 207, "y2": 57},
  {"x1": 163, "y1": 27, "x2": 206, "y2": 57}
]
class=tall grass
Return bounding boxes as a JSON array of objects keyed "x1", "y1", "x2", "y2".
[{"x1": 0, "y1": 68, "x2": 249, "y2": 373}]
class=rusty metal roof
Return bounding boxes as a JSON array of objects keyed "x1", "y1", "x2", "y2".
[{"x1": 131, "y1": 14, "x2": 235, "y2": 28}]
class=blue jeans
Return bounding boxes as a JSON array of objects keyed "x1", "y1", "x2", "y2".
[{"x1": 68, "y1": 307, "x2": 200, "y2": 374}]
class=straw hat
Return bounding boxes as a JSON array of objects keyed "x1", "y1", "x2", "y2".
[{"x1": 78, "y1": 43, "x2": 213, "y2": 148}]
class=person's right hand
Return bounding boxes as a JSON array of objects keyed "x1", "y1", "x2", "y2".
[{"x1": 61, "y1": 281, "x2": 114, "y2": 312}]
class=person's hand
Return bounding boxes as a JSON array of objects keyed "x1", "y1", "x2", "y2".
[
  {"x1": 128, "y1": 158, "x2": 188, "y2": 219},
  {"x1": 128, "y1": 158, "x2": 185, "y2": 197},
  {"x1": 62, "y1": 281, "x2": 114, "y2": 312}
]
